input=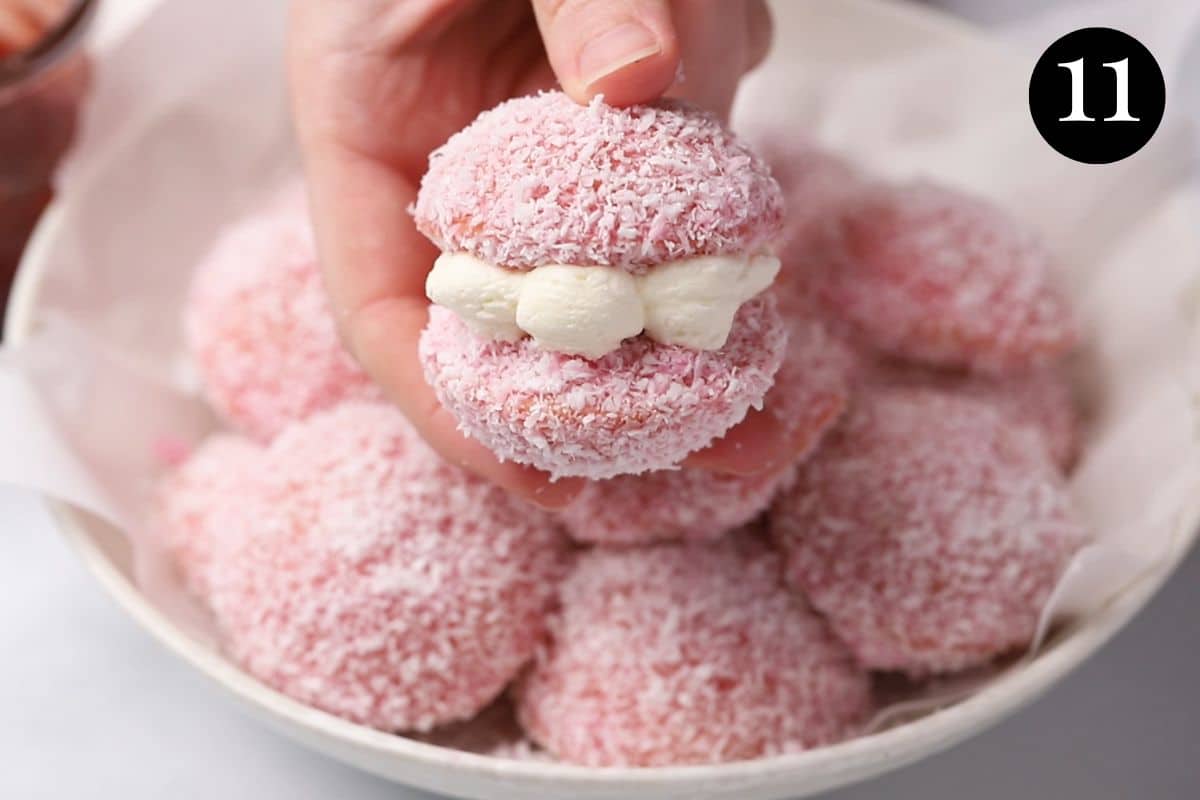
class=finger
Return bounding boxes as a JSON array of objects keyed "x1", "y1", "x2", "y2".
[
  {"x1": 683, "y1": 407, "x2": 789, "y2": 475},
  {"x1": 665, "y1": 0, "x2": 772, "y2": 119},
  {"x1": 683, "y1": 393, "x2": 840, "y2": 475},
  {"x1": 291, "y1": 2, "x2": 582, "y2": 507},
  {"x1": 291, "y1": 0, "x2": 477, "y2": 55},
  {"x1": 345, "y1": 291, "x2": 585, "y2": 509},
  {"x1": 0, "y1": 5, "x2": 41, "y2": 51},
  {"x1": 531, "y1": 0, "x2": 679, "y2": 107},
  {"x1": 291, "y1": 4, "x2": 448, "y2": 330},
  {"x1": 295, "y1": 133, "x2": 582, "y2": 508},
  {"x1": 744, "y1": 0, "x2": 773, "y2": 72},
  {"x1": 18, "y1": 0, "x2": 69, "y2": 30}
]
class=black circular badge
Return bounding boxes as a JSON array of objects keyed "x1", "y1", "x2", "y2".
[{"x1": 1029, "y1": 27, "x2": 1166, "y2": 165}]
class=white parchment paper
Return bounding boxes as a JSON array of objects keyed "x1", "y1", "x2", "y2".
[{"x1": 1, "y1": 0, "x2": 1198, "y2": 745}]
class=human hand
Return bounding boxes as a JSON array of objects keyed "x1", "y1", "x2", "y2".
[
  {"x1": 0, "y1": 0, "x2": 70, "y2": 58},
  {"x1": 289, "y1": 0, "x2": 776, "y2": 507}
]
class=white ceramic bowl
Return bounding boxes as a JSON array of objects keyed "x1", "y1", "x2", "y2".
[{"x1": 7, "y1": 2, "x2": 1198, "y2": 799}]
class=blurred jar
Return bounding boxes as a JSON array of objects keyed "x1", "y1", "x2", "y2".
[{"x1": 0, "y1": 0, "x2": 93, "y2": 326}]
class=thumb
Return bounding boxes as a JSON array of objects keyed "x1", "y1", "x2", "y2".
[{"x1": 531, "y1": 0, "x2": 680, "y2": 107}]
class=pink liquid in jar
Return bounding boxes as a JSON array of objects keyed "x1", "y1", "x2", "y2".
[{"x1": 0, "y1": 0, "x2": 93, "y2": 329}]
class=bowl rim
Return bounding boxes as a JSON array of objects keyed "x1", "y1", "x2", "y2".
[{"x1": 6, "y1": 0, "x2": 1197, "y2": 792}]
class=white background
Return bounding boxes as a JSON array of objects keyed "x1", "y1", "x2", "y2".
[{"x1": 2, "y1": 1, "x2": 1198, "y2": 798}]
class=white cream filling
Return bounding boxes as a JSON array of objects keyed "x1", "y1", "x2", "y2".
[{"x1": 426, "y1": 252, "x2": 780, "y2": 359}]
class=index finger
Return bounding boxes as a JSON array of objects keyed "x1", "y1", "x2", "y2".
[
  {"x1": 288, "y1": 22, "x2": 582, "y2": 507},
  {"x1": 299, "y1": 138, "x2": 582, "y2": 507}
]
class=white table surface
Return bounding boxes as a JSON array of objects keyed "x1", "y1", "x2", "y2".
[{"x1": 3, "y1": 1, "x2": 1198, "y2": 798}]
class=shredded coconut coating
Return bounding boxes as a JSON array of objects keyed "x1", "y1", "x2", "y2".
[
  {"x1": 185, "y1": 188, "x2": 382, "y2": 441},
  {"x1": 766, "y1": 142, "x2": 868, "y2": 334},
  {"x1": 771, "y1": 387, "x2": 1087, "y2": 676},
  {"x1": 761, "y1": 137, "x2": 866, "y2": 267},
  {"x1": 555, "y1": 290, "x2": 856, "y2": 543},
  {"x1": 869, "y1": 360, "x2": 1081, "y2": 471},
  {"x1": 205, "y1": 403, "x2": 569, "y2": 732},
  {"x1": 514, "y1": 537, "x2": 872, "y2": 767},
  {"x1": 759, "y1": 141, "x2": 870, "y2": 414},
  {"x1": 813, "y1": 181, "x2": 1079, "y2": 375},
  {"x1": 155, "y1": 435, "x2": 263, "y2": 597},
  {"x1": 419, "y1": 295, "x2": 788, "y2": 479},
  {"x1": 413, "y1": 92, "x2": 784, "y2": 271},
  {"x1": 559, "y1": 465, "x2": 795, "y2": 545}
]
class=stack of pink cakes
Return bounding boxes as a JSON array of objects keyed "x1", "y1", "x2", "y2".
[{"x1": 157, "y1": 91, "x2": 1087, "y2": 767}]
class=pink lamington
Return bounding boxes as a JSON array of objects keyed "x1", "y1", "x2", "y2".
[
  {"x1": 764, "y1": 300, "x2": 860, "y2": 456},
  {"x1": 556, "y1": 293, "x2": 859, "y2": 542},
  {"x1": 761, "y1": 137, "x2": 865, "y2": 270},
  {"x1": 560, "y1": 466, "x2": 795, "y2": 545},
  {"x1": 514, "y1": 537, "x2": 872, "y2": 767},
  {"x1": 868, "y1": 360, "x2": 1081, "y2": 471},
  {"x1": 414, "y1": 93, "x2": 789, "y2": 477},
  {"x1": 754, "y1": 142, "x2": 867, "y2": 434},
  {"x1": 771, "y1": 386, "x2": 1087, "y2": 676},
  {"x1": 204, "y1": 403, "x2": 569, "y2": 732},
  {"x1": 185, "y1": 184, "x2": 381, "y2": 441},
  {"x1": 413, "y1": 92, "x2": 783, "y2": 271},
  {"x1": 420, "y1": 296, "x2": 787, "y2": 480},
  {"x1": 764, "y1": 141, "x2": 868, "y2": 333},
  {"x1": 812, "y1": 180, "x2": 1078, "y2": 375},
  {"x1": 155, "y1": 435, "x2": 262, "y2": 597}
]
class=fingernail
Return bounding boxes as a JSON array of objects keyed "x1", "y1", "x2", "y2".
[
  {"x1": 579, "y1": 22, "x2": 661, "y2": 89},
  {"x1": 528, "y1": 480, "x2": 583, "y2": 510}
]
